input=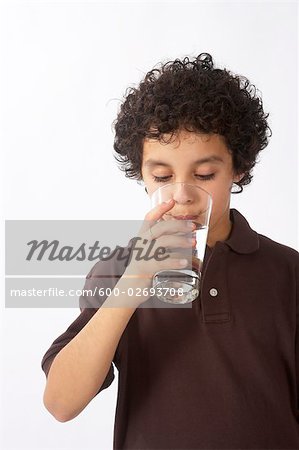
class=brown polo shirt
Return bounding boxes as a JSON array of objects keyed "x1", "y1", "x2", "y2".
[{"x1": 41, "y1": 208, "x2": 299, "y2": 449}]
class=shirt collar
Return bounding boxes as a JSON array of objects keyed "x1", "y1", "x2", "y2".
[{"x1": 218, "y1": 208, "x2": 259, "y2": 255}]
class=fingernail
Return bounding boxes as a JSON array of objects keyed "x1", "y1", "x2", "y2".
[
  {"x1": 186, "y1": 221, "x2": 193, "y2": 228},
  {"x1": 179, "y1": 259, "x2": 188, "y2": 266},
  {"x1": 163, "y1": 199, "x2": 173, "y2": 204}
]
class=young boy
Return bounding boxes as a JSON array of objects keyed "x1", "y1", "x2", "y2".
[{"x1": 41, "y1": 53, "x2": 299, "y2": 449}]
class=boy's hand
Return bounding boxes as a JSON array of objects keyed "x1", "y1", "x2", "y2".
[{"x1": 122, "y1": 199, "x2": 196, "y2": 295}]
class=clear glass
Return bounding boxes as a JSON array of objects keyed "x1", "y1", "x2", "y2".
[{"x1": 150, "y1": 182, "x2": 213, "y2": 304}]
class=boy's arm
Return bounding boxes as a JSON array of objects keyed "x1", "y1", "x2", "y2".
[
  {"x1": 41, "y1": 259, "x2": 120, "y2": 408},
  {"x1": 42, "y1": 284, "x2": 138, "y2": 422},
  {"x1": 41, "y1": 243, "x2": 148, "y2": 422},
  {"x1": 41, "y1": 307, "x2": 115, "y2": 396}
]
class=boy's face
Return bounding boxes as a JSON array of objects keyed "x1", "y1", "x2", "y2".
[{"x1": 141, "y1": 129, "x2": 244, "y2": 246}]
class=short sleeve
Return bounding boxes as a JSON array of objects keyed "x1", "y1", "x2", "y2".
[
  {"x1": 79, "y1": 240, "x2": 133, "y2": 310},
  {"x1": 41, "y1": 307, "x2": 115, "y2": 395},
  {"x1": 295, "y1": 260, "x2": 299, "y2": 412}
]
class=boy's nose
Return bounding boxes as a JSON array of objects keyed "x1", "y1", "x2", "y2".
[{"x1": 172, "y1": 184, "x2": 196, "y2": 204}]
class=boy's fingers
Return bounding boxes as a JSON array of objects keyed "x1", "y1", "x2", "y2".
[{"x1": 145, "y1": 198, "x2": 174, "y2": 223}]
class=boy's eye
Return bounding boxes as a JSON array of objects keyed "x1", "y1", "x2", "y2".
[{"x1": 152, "y1": 174, "x2": 216, "y2": 182}]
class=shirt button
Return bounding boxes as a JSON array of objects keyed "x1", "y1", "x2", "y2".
[{"x1": 209, "y1": 288, "x2": 218, "y2": 297}]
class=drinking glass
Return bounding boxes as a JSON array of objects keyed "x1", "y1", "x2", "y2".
[{"x1": 150, "y1": 182, "x2": 212, "y2": 304}]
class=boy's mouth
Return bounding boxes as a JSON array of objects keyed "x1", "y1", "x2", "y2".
[{"x1": 171, "y1": 215, "x2": 199, "y2": 220}]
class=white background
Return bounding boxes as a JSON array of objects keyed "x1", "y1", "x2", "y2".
[{"x1": 1, "y1": 1, "x2": 298, "y2": 449}]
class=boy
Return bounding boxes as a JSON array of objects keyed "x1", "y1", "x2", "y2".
[{"x1": 42, "y1": 53, "x2": 299, "y2": 449}]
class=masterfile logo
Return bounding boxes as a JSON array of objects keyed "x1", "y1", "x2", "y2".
[{"x1": 5, "y1": 220, "x2": 192, "y2": 309}]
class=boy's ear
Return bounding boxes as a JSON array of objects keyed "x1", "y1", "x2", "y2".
[{"x1": 233, "y1": 172, "x2": 245, "y2": 184}]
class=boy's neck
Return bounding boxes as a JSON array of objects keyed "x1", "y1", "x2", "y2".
[{"x1": 207, "y1": 214, "x2": 233, "y2": 249}]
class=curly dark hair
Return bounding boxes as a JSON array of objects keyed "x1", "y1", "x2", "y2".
[{"x1": 112, "y1": 53, "x2": 272, "y2": 194}]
